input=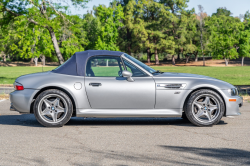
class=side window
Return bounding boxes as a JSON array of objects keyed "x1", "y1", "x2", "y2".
[
  {"x1": 86, "y1": 56, "x2": 124, "y2": 77},
  {"x1": 123, "y1": 59, "x2": 148, "y2": 77}
]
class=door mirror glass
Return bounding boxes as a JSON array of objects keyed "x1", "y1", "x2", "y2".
[{"x1": 122, "y1": 70, "x2": 134, "y2": 82}]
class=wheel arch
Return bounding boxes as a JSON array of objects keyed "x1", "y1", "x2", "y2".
[
  {"x1": 183, "y1": 87, "x2": 226, "y2": 116},
  {"x1": 30, "y1": 86, "x2": 76, "y2": 116}
]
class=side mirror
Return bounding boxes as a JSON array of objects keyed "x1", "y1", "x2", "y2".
[{"x1": 122, "y1": 70, "x2": 134, "y2": 82}]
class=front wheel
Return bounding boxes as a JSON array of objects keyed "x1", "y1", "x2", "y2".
[
  {"x1": 185, "y1": 89, "x2": 225, "y2": 127},
  {"x1": 34, "y1": 89, "x2": 73, "y2": 127}
]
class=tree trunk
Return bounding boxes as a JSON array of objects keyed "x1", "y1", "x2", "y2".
[
  {"x1": 106, "y1": 59, "x2": 109, "y2": 66},
  {"x1": 203, "y1": 54, "x2": 205, "y2": 66},
  {"x1": 40, "y1": 55, "x2": 46, "y2": 66},
  {"x1": 147, "y1": 48, "x2": 151, "y2": 63},
  {"x1": 172, "y1": 55, "x2": 175, "y2": 65},
  {"x1": 48, "y1": 27, "x2": 64, "y2": 65},
  {"x1": 30, "y1": 58, "x2": 34, "y2": 63},
  {"x1": 199, "y1": 20, "x2": 205, "y2": 66},
  {"x1": 224, "y1": 58, "x2": 228, "y2": 66},
  {"x1": 3, "y1": 55, "x2": 6, "y2": 62},
  {"x1": 177, "y1": 53, "x2": 180, "y2": 61},
  {"x1": 155, "y1": 49, "x2": 159, "y2": 65},
  {"x1": 195, "y1": 52, "x2": 198, "y2": 62},
  {"x1": 34, "y1": 57, "x2": 38, "y2": 66},
  {"x1": 242, "y1": 57, "x2": 244, "y2": 66},
  {"x1": 186, "y1": 54, "x2": 191, "y2": 64},
  {"x1": 127, "y1": 28, "x2": 131, "y2": 55}
]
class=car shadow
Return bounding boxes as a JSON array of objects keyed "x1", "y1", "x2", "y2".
[
  {"x1": 57, "y1": 145, "x2": 250, "y2": 165},
  {"x1": 158, "y1": 145, "x2": 250, "y2": 165},
  {"x1": 0, "y1": 114, "x2": 227, "y2": 127}
]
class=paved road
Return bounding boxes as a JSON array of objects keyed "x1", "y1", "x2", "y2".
[{"x1": 0, "y1": 100, "x2": 249, "y2": 166}]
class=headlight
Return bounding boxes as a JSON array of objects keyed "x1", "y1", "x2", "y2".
[{"x1": 228, "y1": 88, "x2": 238, "y2": 96}]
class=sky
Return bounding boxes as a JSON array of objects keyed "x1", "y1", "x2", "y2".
[{"x1": 73, "y1": 0, "x2": 250, "y2": 17}]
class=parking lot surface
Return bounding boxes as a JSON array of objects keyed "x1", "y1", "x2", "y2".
[{"x1": 0, "y1": 99, "x2": 249, "y2": 166}]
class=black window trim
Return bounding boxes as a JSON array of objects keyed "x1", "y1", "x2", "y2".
[
  {"x1": 121, "y1": 54, "x2": 152, "y2": 77},
  {"x1": 122, "y1": 58, "x2": 149, "y2": 77}
]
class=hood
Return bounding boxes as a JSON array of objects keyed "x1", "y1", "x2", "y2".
[
  {"x1": 154, "y1": 72, "x2": 216, "y2": 79},
  {"x1": 154, "y1": 72, "x2": 234, "y2": 88}
]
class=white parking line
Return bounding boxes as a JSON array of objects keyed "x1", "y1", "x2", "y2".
[{"x1": 0, "y1": 99, "x2": 6, "y2": 103}]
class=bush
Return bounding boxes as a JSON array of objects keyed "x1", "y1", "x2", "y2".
[{"x1": 6, "y1": 58, "x2": 11, "y2": 62}]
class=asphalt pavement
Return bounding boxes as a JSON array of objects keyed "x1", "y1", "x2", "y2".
[{"x1": 0, "y1": 99, "x2": 249, "y2": 166}]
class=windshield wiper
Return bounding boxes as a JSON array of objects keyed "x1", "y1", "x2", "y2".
[{"x1": 152, "y1": 70, "x2": 164, "y2": 74}]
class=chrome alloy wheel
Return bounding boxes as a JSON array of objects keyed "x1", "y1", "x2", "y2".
[
  {"x1": 192, "y1": 94, "x2": 220, "y2": 123},
  {"x1": 38, "y1": 94, "x2": 68, "y2": 123}
]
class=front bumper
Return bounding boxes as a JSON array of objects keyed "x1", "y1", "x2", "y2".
[{"x1": 225, "y1": 95, "x2": 243, "y2": 116}]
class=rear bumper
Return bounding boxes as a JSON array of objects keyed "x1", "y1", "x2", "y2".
[
  {"x1": 9, "y1": 89, "x2": 39, "y2": 113},
  {"x1": 10, "y1": 103, "x2": 17, "y2": 111}
]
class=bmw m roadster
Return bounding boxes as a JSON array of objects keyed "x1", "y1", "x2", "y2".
[{"x1": 10, "y1": 50, "x2": 243, "y2": 127}]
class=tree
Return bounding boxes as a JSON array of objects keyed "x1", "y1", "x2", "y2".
[
  {"x1": 8, "y1": 20, "x2": 54, "y2": 66},
  {"x1": 197, "y1": 5, "x2": 207, "y2": 65},
  {"x1": 207, "y1": 15, "x2": 241, "y2": 66},
  {"x1": 117, "y1": 0, "x2": 137, "y2": 55},
  {"x1": 238, "y1": 12, "x2": 250, "y2": 66},
  {"x1": 0, "y1": 0, "x2": 90, "y2": 64},
  {"x1": 212, "y1": 7, "x2": 232, "y2": 17},
  {"x1": 160, "y1": 0, "x2": 196, "y2": 65},
  {"x1": 0, "y1": 11, "x2": 23, "y2": 64},
  {"x1": 82, "y1": 13, "x2": 101, "y2": 50},
  {"x1": 144, "y1": 0, "x2": 176, "y2": 64},
  {"x1": 94, "y1": 4, "x2": 124, "y2": 51}
]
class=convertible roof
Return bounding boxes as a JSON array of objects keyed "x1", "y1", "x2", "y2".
[{"x1": 52, "y1": 50, "x2": 124, "y2": 76}]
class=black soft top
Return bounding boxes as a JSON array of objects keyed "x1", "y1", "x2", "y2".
[{"x1": 52, "y1": 50, "x2": 124, "y2": 76}]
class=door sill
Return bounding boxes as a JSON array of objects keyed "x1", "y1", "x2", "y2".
[{"x1": 76, "y1": 108, "x2": 182, "y2": 118}]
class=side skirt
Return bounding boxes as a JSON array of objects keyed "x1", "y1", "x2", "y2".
[{"x1": 76, "y1": 108, "x2": 182, "y2": 118}]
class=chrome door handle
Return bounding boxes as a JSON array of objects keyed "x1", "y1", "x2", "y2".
[{"x1": 89, "y1": 83, "x2": 102, "y2": 87}]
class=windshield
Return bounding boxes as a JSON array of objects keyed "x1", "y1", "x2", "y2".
[{"x1": 123, "y1": 54, "x2": 156, "y2": 74}]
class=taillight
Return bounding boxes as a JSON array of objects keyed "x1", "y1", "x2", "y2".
[{"x1": 15, "y1": 83, "x2": 24, "y2": 91}]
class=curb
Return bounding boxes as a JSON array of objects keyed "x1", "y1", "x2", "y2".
[{"x1": 0, "y1": 87, "x2": 15, "y2": 94}]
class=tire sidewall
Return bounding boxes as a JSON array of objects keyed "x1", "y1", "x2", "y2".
[
  {"x1": 185, "y1": 89, "x2": 225, "y2": 127},
  {"x1": 34, "y1": 89, "x2": 73, "y2": 127}
]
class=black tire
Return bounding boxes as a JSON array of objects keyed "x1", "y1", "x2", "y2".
[
  {"x1": 181, "y1": 112, "x2": 188, "y2": 120},
  {"x1": 184, "y1": 89, "x2": 225, "y2": 127},
  {"x1": 34, "y1": 89, "x2": 73, "y2": 127}
]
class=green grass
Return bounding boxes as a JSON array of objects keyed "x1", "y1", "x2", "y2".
[
  {"x1": 0, "y1": 66, "x2": 249, "y2": 85},
  {"x1": 151, "y1": 66, "x2": 250, "y2": 85},
  {"x1": 92, "y1": 66, "x2": 121, "y2": 77},
  {"x1": 0, "y1": 66, "x2": 55, "y2": 84}
]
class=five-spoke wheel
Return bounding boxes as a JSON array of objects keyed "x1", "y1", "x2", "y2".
[
  {"x1": 38, "y1": 94, "x2": 68, "y2": 123},
  {"x1": 185, "y1": 89, "x2": 225, "y2": 126},
  {"x1": 34, "y1": 89, "x2": 73, "y2": 127}
]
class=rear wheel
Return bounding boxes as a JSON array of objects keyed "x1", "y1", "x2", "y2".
[
  {"x1": 185, "y1": 89, "x2": 225, "y2": 127},
  {"x1": 34, "y1": 89, "x2": 73, "y2": 127}
]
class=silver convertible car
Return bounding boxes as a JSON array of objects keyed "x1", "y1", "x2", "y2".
[{"x1": 10, "y1": 50, "x2": 243, "y2": 127}]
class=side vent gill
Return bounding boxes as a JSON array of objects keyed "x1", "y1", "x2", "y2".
[{"x1": 156, "y1": 83, "x2": 187, "y2": 90}]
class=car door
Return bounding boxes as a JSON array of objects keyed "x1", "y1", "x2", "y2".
[{"x1": 84, "y1": 55, "x2": 155, "y2": 109}]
